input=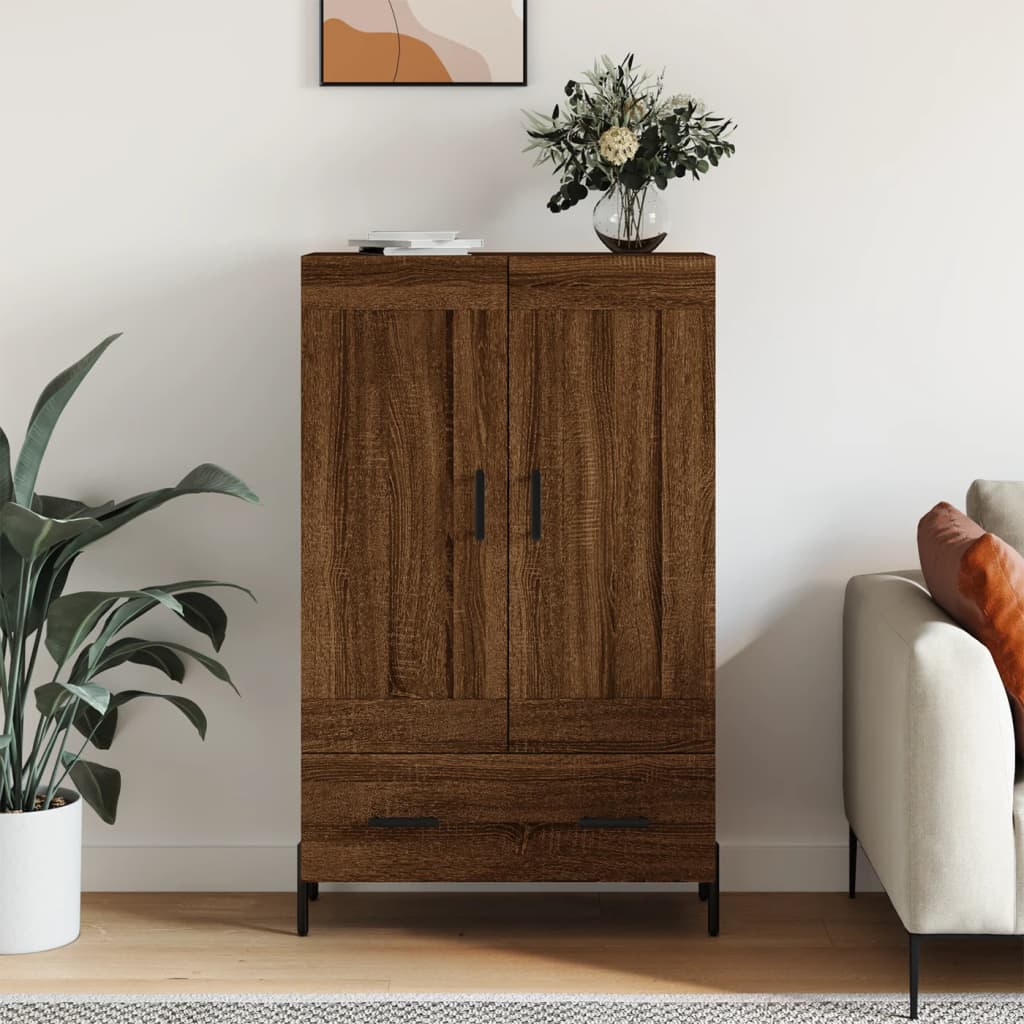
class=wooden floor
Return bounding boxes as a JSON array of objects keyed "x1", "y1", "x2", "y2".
[{"x1": 0, "y1": 893, "x2": 1021, "y2": 995}]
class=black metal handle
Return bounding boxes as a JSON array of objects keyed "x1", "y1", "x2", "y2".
[
  {"x1": 530, "y1": 469, "x2": 541, "y2": 541},
  {"x1": 368, "y1": 816, "x2": 440, "y2": 829},
  {"x1": 578, "y1": 816, "x2": 650, "y2": 829},
  {"x1": 474, "y1": 469, "x2": 485, "y2": 541}
]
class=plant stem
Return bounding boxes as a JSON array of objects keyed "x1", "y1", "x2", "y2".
[
  {"x1": 46, "y1": 707, "x2": 102, "y2": 803},
  {"x1": 30, "y1": 700, "x2": 74, "y2": 809},
  {"x1": 43, "y1": 700, "x2": 79, "y2": 808}
]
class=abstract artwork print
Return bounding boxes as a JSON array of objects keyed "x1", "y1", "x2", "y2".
[{"x1": 321, "y1": 0, "x2": 526, "y2": 85}]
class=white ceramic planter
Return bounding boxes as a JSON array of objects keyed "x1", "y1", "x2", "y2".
[{"x1": 0, "y1": 789, "x2": 81, "y2": 954}]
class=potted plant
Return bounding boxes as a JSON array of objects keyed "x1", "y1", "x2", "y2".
[
  {"x1": 0, "y1": 335, "x2": 257, "y2": 954},
  {"x1": 524, "y1": 54, "x2": 737, "y2": 252}
]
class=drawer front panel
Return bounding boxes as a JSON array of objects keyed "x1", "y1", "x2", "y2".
[
  {"x1": 303, "y1": 754, "x2": 713, "y2": 828},
  {"x1": 302, "y1": 754, "x2": 713, "y2": 881},
  {"x1": 302, "y1": 824, "x2": 715, "y2": 882}
]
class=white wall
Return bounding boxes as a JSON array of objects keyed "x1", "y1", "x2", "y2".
[{"x1": 2, "y1": 1, "x2": 1023, "y2": 891}]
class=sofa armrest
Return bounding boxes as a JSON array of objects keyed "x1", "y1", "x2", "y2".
[{"x1": 844, "y1": 571, "x2": 1017, "y2": 934}]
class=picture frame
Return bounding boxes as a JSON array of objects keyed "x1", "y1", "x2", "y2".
[{"x1": 320, "y1": 0, "x2": 527, "y2": 86}]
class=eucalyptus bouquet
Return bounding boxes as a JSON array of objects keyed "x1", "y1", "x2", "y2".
[
  {"x1": 524, "y1": 54, "x2": 736, "y2": 251},
  {"x1": 0, "y1": 335, "x2": 257, "y2": 822}
]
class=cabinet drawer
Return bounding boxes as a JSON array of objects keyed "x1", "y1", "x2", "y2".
[{"x1": 301, "y1": 754, "x2": 714, "y2": 882}]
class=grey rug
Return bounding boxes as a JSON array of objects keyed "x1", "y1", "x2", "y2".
[{"x1": 0, "y1": 994, "x2": 1021, "y2": 1023}]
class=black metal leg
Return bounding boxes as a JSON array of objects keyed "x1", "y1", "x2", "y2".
[
  {"x1": 309, "y1": 882, "x2": 319, "y2": 902},
  {"x1": 909, "y1": 933, "x2": 920, "y2": 1020},
  {"x1": 698, "y1": 882, "x2": 710, "y2": 902},
  {"x1": 297, "y1": 844, "x2": 309, "y2": 937},
  {"x1": 849, "y1": 826, "x2": 857, "y2": 899},
  {"x1": 707, "y1": 842, "x2": 720, "y2": 937}
]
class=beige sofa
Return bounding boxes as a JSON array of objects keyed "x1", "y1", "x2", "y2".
[{"x1": 844, "y1": 481, "x2": 1024, "y2": 1019}]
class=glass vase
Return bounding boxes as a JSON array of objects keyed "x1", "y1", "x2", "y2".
[{"x1": 593, "y1": 183, "x2": 671, "y2": 253}]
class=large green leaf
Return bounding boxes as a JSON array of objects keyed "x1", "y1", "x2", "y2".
[
  {"x1": 87, "y1": 637, "x2": 186, "y2": 683},
  {"x1": 13, "y1": 334, "x2": 121, "y2": 506},
  {"x1": 62, "y1": 754, "x2": 121, "y2": 824},
  {"x1": 91, "y1": 637, "x2": 237, "y2": 693},
  {"x1": 177, "y1": 592, "x2": 228, "y2": 651},
  {"x1": 76, "y1": 580, "x2": 252, "y2": 678},
  {"x1": 0, "y1": 429, "x2": 11, "y2": 505},
  {"x1": 72, "y1": 702, "x2": 119, "y2": 750},
  {"x1": 35, "y1": 681, "x2": 111, "y2": 717},
  {"x1": 72, "y1": 689, "x2": 207, "y2": 750},
  {"x1": 31, "y1": 495, "x2": 115, "y2": 520},
  {"x1": 0, "y1": 537, "x2": 20, "y2": 634},
  {"x1": 113, "y1": 690, "x2": 206, "y2": 739},
  {"x1": 25, "y1": 551, "x2": 77, "y2": 636},
  {"x1": 46, "y1": 589, "x2": 183, "y2": 668},
  {"x1": 55, "y1": 464, "x2": 258, "y2": 566},
  {"x1": 0, "y1": 504, "x2": 101, "y2": 562}
]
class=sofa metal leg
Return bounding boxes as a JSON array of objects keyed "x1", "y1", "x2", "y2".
[
  {"x1": 909, "y1": 933, "x2": 920, "y2": 1020},
  {"x1": 707, "y1": 842, "x2": 720, "y2": 936},
  {"x1": 309, "y1": 882, "x2": 319, "y2": 902},
  {"x1": 848, "y1": 826, "x2": 857, "y2": 899},
  {"x1": 698, "y1": 883, "x2": 710, "y2": 902},
  {"x1": 297, "y1": 843, "x2": 309, "y2": 937}
]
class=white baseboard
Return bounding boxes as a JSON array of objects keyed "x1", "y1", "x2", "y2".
[{"x1": 82, "y1": 843, "x2": 883, "y2": 893}]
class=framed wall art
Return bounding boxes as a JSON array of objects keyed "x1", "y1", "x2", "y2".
[{"x1": 321, "y1": 0, "x2": 526, "y2": 86}]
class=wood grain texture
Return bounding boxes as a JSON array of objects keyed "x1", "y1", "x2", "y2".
[
  {"x1": 303, "y1": 825, "x2": 716, "y2": 883},
  {"x1": 301, "y1": 261, "x2": 507, "y2": 752},
  {"x1": 662, "y1": 306, "x2": 716, "y2": 702},
  {"x1": 9, "y1": 893, "x2": 1021, "y2": 996},
  {"x1": 302, "y1": 700, "x2": 507, "y2": 753},
  {"x1": 509, "y1": 254, "x2": 715, "y2": 310},
  {"x1": 302, "y1": 254, "x2": 507, "y2": 310},
  {"x1": 509, "y1": 700, "x2": 714, "y2": 753},
  {"x1": 302, "y1": 754, "x2": 713, "y2": 827},
  {"x1": 301, "y1": 253, "x2": 715, "y2": 880},
  {"x1": 509, "y1": 256, "x2": 715, "y2": 748}
]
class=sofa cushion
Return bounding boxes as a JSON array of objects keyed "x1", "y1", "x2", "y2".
[
  {"x1": 967, "y1": 480, "x2": 1024, "y2": 557},
  {"x1": 918, "y1": 502, "x2": 1024, "y2": 756}
]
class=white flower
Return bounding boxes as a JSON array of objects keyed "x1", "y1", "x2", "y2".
[
  {"x1": 665, "y1": 93, "x2": 706, "y2": 118},
  {"x1": 599, "y1": 126, "x2": 639, "y2": 167}
]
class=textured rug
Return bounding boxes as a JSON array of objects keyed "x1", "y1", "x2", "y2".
[{"x1": 0, "y1": 994, "x2": 1021, "y2": 1023}]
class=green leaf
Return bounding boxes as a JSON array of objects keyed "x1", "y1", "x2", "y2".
[
  {"x1": 0, "y1": 429, "x2": 12, "y2": 505},
  {"x1": 31, "y1": 495, "x2": 115, "y2": 522},
  {"x1": 73, "y1": 702, "x2": 119, "y2": 750},
  {"x1": 35, "y1": 681, "x2": 111, "y2": 717},
  {"x1": 177, "y1": 592, "x2": 228, "y2": 651},
  {"x1": 56, "y1": 464, "x2": 259, "y2": 567},
  {"x1": 111, "y1": 690, "x2": 207, "y2": 740},
  {"x1": 62, "y1": 755, "x2": 121, "y2": 824},
  {"x1": 75, "y1": 580, "x2": 253, "y2": 677},
  {"x1": 92, "y1": 637, "x2": 235, "y2": 692},
  {"x1": 0, "y1": 733, "x2": 10, "y2": 753},
  {"x1": 46, "y1": 589, "x2": 184, "y2": 668},
  {"x1": 13, "y1": 334, "x2": 121, "y2": 506},
  {"x1": 73, "y1": 689, "x2": 207, "y2": 749},
  {"x1": 90, "y1": 637, "x2": 187, "y2": 683},
  {"x1": 34, "y1": 682, "x2": 67, "y2": 716},
  {"x1": 0, "y1": 504, "x2": 101, "y2": 562},
  {"x1": 696, "y1": 159, "x2": 710, "y2": 173},
  {"x1": 62, "y1": 682, "x2": 111, "y2": 715},
  {"x1": 25, "y1": 551, "x2": 77, "y2": 636}
]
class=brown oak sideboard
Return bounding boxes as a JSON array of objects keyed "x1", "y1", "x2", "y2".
[{"x1": 299, "y1": 252, "x2": 717, "y2": 935}]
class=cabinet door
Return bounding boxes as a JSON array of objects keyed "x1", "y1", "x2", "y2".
[
  {"x1": 509, "y1": 255, "x2": 715, "y2": 752},
  {"x1": 301, "y1": 256, "x2": 508, "y2": 753}
]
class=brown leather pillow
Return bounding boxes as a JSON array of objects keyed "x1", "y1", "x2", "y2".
[{"x1": 918, "y1": 501, "x2": 1024, "y2": 754}]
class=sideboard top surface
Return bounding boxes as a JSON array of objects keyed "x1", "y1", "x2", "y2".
[{"x1": 301, "y1": 252, "x2": 715, "y2": 310}]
